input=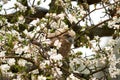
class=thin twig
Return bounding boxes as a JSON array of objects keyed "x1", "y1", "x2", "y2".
[
  {"x1": 75, "y1": 0, "x2": 119, "y2": 26},
  {"x1": 75, "y1": 18, "x2": 112, "y2": 41},
  {"x1": 0, "y1": 56, "x2": 35, "y2": 64}
]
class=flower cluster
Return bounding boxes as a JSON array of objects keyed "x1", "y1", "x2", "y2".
[
  {"x1": 0, "y1": 0, "x2": 120, "y2": 80},
  {"x1": 14, "y1": 2, "x2": 27, "y2": 12},
  {"x1": 108, "y1": 16, "x2": 120, "y2": 29}
]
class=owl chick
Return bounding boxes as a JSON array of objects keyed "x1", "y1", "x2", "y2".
[{"x1": 47, "y1": 28, "x2": 76, "y2": 57}]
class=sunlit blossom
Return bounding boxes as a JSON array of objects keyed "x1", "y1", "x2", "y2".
[
  {"x1": 0, "y1": 64, "x2": 10, "y2": 72},
  {"x1": 31, "y1": 69, "x2": 39, "y2": 74},
  {"x1": 109, "y1": 66, "x2": 120, "y2": 78},
  {"x1": 52, "y1": 67, "x2": 63, "y2": 77},
  {"x1": 15, "y1": 47, "x2": 23, "y2": 55},
  {"x1": 14, "y1": 2, "x2": 27, "y2": 12},
  {"x1": 13, "y1": 73, "x2": 22, "y2": 80},
  {"x1": 68, "y1": 14, "x2": 78, "y2": 23},
  {"x1": 104, "y1": 46, "x2": 113, "y2": 52},
  {"x1": 54, "y1": 39, "x2": 62, "y2": 49},
  {"x1": 23, "y1": 45, "x2": 30, "y2": 53},
  {"x1": 42, "y1": 39, "x2": 51, "y2": 45},
  {"x1": 29, "y1": 18, "x2": 40, "y2": 26},
  {"x1": 38, "y1": 75, "x2": 46, "y2": 80},
  {"x1": 18, "y1": 59, "x2": 27, "y2": 67},
  {"x1": 108, "y1": 16, "x2": 120, "y2": 29},
  {"x1": 48, "y1": 49, "x2": 57, "y2": 55},
  {"x1": 67, "y1": 74, "x2": 79, "y2": 80},
  {"x1": 54, "y1": 13, "x2": 65, "y2": 20},
  {"x1": 39, "y1": 60, "x2": 50, "y2": 69},
  {"x1": 50, "y1": 53, "x2": 63, "y2": 62},
  {"x1": 7, "y1": 58, "x2": 16, "y2": 66},
  {"x1": 23, "y1": 29, "x2": 35, "y2": 38},
  {"x1": 30, "y1": 7, "x2": 35, "y2": 14},
  {"x1": 23, "y1": 53, "x2": 32, "y2": 58},
  {"x1": 0, "y1": 51, "x2": 6, "y2": 57},
  {"x1": 5, "y1": 71, "x2": 14, "y2": 77},
  {"x1": 17, "y1": 15, "x2": 25, "y2": 24},
  {"x1": 108, "y1": 39, "x2": 117, "y2": 46}
]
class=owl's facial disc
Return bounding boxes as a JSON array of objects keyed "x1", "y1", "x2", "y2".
[{"x1": 63, "y1": 34, "x2": 74, "y2": 44}]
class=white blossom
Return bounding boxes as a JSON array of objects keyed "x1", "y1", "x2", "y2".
[
  {"x1": 15, "y1": 47, "x2": 23, "y2": 55},
  {"x1": 0, "y1": 64, "x2": 10, "y2": 72},
  {"x1": 36, "y1": 26, "x2": 41, "y2": 32},
  {"x1": 18, "y1": 15, "x2": 25, "y2": 24},
  {"x1": 60, "y1": 21, "x2": 68, "y2": 29},
  {"x1": 104, "y1": 46, "x2": 113, "y2": 52},
  {"x1": 31, "y1": 69, "x2": 39, "y2": 74},
  {"x1": 30, "y1": 7, "x2": 35, "y2": 14},
  {"x1": 0, "y1": 17, "x2": 7, "y2": 26},
  {"x1": 54, "y1": 13, "x2": 65, "y2": 20},
  {"x1": 67, "y1": 74, "x2": 79, "y2": 80},
  {"x1": 40, "y1": 23, "x2": 46, "y2": 28},
  {"x1": 108, "y1": 17, "x2": 120, "y2": 29},
  {"x1": 69, "y1": 57, "x2": 90, "y2": 74},
  {"x1": 23, "y1": 53, "x2": 32, "y2": 58},
  {"x1": 50, "y1": 21, "x2": 59, "y2": 29},
  {"x1": 52, "y1": 67, "x2": 63, "y2": 77},
  {"x1": 38, "y1": 75, "x2": 46, "y2": 80},
  {"x1": 48, "y1": 49, "x2": 57, "y2": 56},
  {"x1": 10, "y1": 30, "x2": 19, "y2": 36},
  {"x1": 23, "y1": 29, "x2": 35, "y2": 39},
  {"x1": 107, "y1": 53, "x2": 120, "y2": 78},
  {"x1": 29, "y1": 18, "x2": 40, "y2": 26},
  {"x1": 47, "y1": 49, "x2": 63, "y2": 66},
  {"x1": 18, "y1": 59, "x2": 27, "y2": 67},
  {"x1": 108, "y1": 39, "x2": 117, "y2": 46},
  {"x1": 7, "y1": 58, "x2": 15, "y2": 66},
  {"x1": 0, "y1": 51, "x2": 6, "y2": 57},
  {"x1": 91, "y1": 77, "x2": 99, "y2": 80},
  {"x1": 5, "y1": 72, "x2": 15, "y2": 77},
  {"x1": 54, "y1": 39, "x2": 62, "y2": 49},
  {"x1": 80, "y1": 10, "x2": 86, "y2": 16},
  {"x1": 13, "y1": 74, "x2": 22, "y2": 80},
  {"x1": 39, "y1": 33, "x2": 47, "y2": 42},
  {"x1": 50, "y1": 53, "x2": 63, "y2": 62},
  {"x1": 68, "y1": 14, "x2": 78, "y2": 23},
  {"x1": 42, "y1": 39, "x2": 51, "y2": 45},
  {"x1": 14, "y1": 2, "x2": 27, "y2": 12},
  {"x1": 109, "y1": 66, "x2": 120, "y2": 78},
  {"x1": 39, "y1": 60, "x2": 50, "y2": 69},
  {"x1": 23, "y1": 45, "x2": 30, "y2": 53},
  {"x1": 94, "y1": 36, "x2": 100, "y2": 40}
]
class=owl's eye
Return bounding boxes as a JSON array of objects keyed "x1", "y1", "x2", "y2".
[{"x1": 63, "y1": 34, "x2": 74, "y2": 43}]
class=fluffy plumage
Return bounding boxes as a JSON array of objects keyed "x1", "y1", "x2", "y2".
[{"x1": 48, "y1": 29, "x2": 76, "y2": 57}]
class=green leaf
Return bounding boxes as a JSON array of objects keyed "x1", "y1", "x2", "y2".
[
  {"x1": 10, "y1": 65, "x2": 26, "y2": 73},
  {"x1": 0, "y1": 35, "x2": 3, "y2": 41},
  {"x1": 76, "y1": 51, "x2": 83, "y2": 55}
]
